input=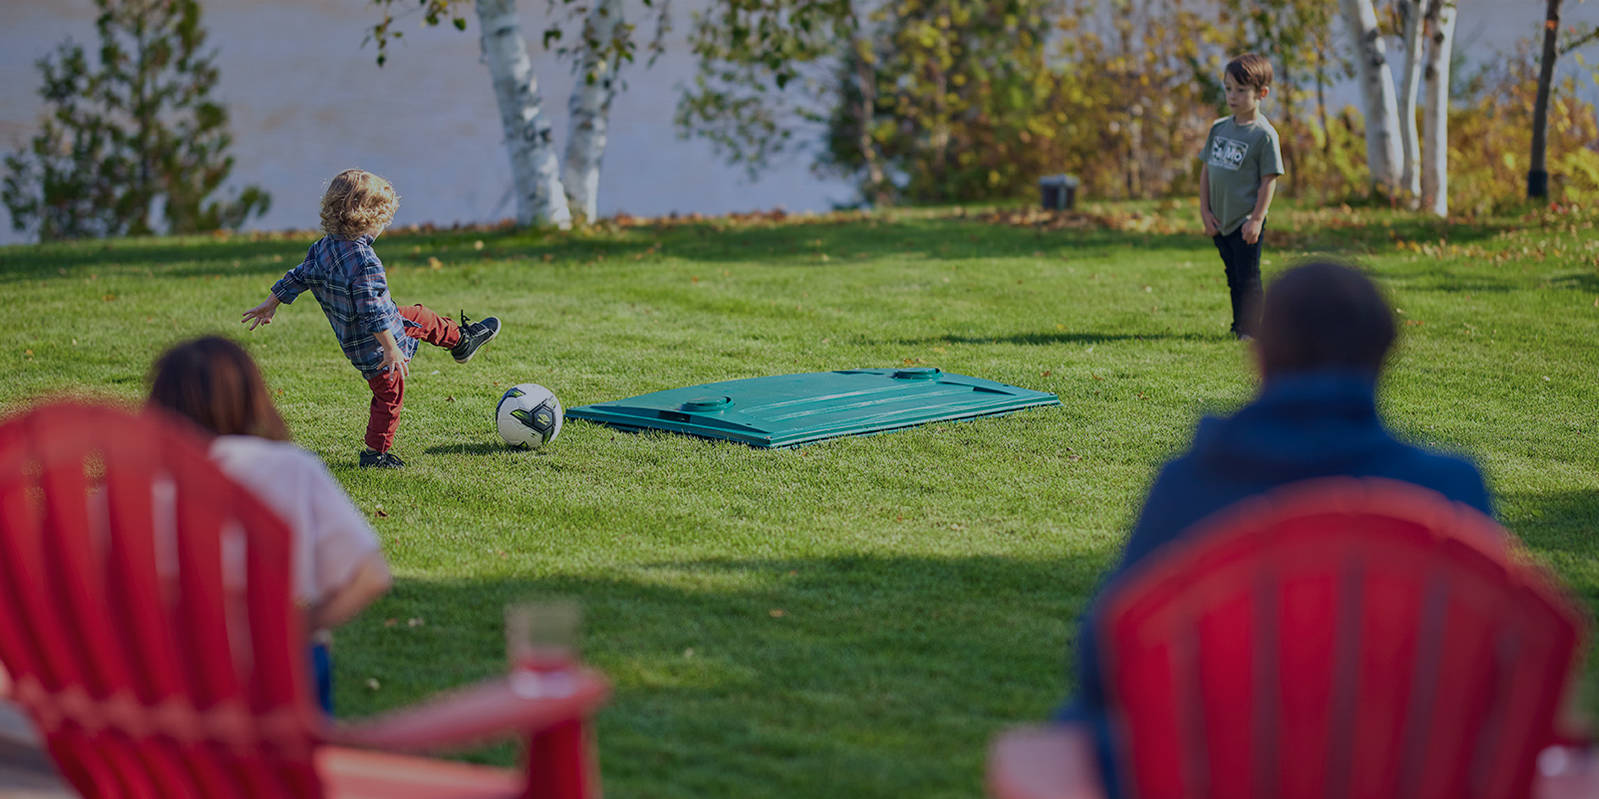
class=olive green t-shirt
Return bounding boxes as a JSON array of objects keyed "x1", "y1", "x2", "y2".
[{"x1": 1201, "y1": 115, "x2": 1284, "y2": 235}]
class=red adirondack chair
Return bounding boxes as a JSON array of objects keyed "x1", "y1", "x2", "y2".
[
  {"x1": 988, "y1": 478, "x2": 1596, "y2": 799},
  {"x1": 0, "y1": 401, "x2": 610, "y2": 799}
]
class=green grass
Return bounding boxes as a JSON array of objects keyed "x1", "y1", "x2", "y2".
[{"x1": 2, "y1": 201, "x2": 1596, "y2": 797}]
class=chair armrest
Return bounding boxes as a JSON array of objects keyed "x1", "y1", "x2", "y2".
[
  {"x1": 986, "y1": 724, "x2": 1108, "y2": 799},
  {"x1": 327, "y1": 668, "x2": 609, "y2": 753}
]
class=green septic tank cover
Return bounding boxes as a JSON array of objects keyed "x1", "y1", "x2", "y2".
[{"x1": 566, "y1": 368, "x2": 1059, "y2": 448}]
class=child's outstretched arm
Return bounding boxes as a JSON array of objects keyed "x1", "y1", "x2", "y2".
[
  {"x1": 249, "y1": 250, "x2": 313, "y2": 330},
  {"x1": 242, "y1": 295, "x2": 282, "y2": 330}
]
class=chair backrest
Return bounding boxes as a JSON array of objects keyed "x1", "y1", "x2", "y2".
[
  {"x1": 0, "y1": 402, "x2": 322, "y2": 799},
  {"x1": 1098, "y1": 478, "x2": 1585, "y2": 799}
]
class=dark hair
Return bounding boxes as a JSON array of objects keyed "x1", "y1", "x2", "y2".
[
  {"x1": 1258, "y1": 262, "x2": 1396, "y2": 379},
  {"x1": 148, "y1": 336, "x2": 290, "y2": 440},
  {"x1": 1226, "y1": 53, "x2": 1273, "y2": 91}
]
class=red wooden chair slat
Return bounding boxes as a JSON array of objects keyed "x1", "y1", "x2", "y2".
[
  {"x1": 1095, "y1": 478, "x2": 1585, "y2": 799},
  {"x1": 0, "y1": 402, "x2": 610, "y2": 799}
]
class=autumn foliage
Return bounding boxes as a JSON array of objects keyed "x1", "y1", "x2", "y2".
[{"x1": 681, "y1": 0, "x2": 1599, "y2": 214}]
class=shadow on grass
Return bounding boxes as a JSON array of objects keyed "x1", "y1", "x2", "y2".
[
  {"x1": 1, "y1": 210, "x2": 1520, "y2": 286},
  {"x1": 424, "y1": 441, "x2": 523, "y2": 456},
  {"x1": 440, "y1": 212, "x2": 1517, "y2": 271},
  {"x1": 1500, "y1": 489, "x2": 1599, "y2": 561},
  {"x1": 893, "y1": 330, "x2": 1225, "y2": 347},
  {"x1": 336, "y1": 554, "x2": 1098, "y2": 794},
  {"x1": 0, "y1": 239, "x2": 312, "y2": 284},
  {"x1": 1550, "y1": 271, "x2": 1599, "y2": 293}
]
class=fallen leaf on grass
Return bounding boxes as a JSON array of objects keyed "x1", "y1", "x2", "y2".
[
  {"x1": 428, "y1": 257, "x2": 443, "y2": 270},
  {"x1": 769, "y1": 609, "x2": 787, "y2": 618},
  {"x1": 407, "y1": 617, "x2": 425, "y2": 627},
  {"x1": 365, "y1": 678, "x2": 380, "y2": 691},
  {"x1": 375, "y1": 507, "x2": 389, "y2": 518}
]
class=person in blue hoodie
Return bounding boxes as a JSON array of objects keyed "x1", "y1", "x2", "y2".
[{"x1": 1056, "y1": 261, "x2": 1493, "y2": 795}]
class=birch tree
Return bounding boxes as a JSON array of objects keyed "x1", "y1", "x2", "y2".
[
  {"x1": 476, "y1": 0, "x2": 571, "y2": 228},
  {"x1": 1419, "y1": 0, "x2": 1455, "y2": 216},
  {"x1": 561, "y1": 0, "x2": 624, "y2": 222},
  {"x1": 1396, "y1": 0, "x2": 1425, "y2": 205},
  {"x1": 366, "y1": 0, "x2": 665, "y2": 228},
  {"x1": 1340, "y1": 0, "x2": 1403, "y2": 195}
]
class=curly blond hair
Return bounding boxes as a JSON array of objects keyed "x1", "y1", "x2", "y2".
[{"x1": 320, "y1": 169, "x2": 399, "y2": 239}]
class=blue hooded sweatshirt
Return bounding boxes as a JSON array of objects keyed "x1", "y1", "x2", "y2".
[{"x1": 1057, "y1": 370, "x2": 1492, "y2": 795}]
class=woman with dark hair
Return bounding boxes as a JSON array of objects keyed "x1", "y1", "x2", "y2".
[{"x1": 149, "y1": 336, "x2": 391, "y2": 713}]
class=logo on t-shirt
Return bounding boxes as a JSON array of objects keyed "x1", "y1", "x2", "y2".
[{"x1": 1209, "y1": 136, "x2": 1249, "y2": 171}]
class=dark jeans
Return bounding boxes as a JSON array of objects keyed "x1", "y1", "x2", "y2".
[
  {"x1": 1212, "y1": 224, "x2": 1264, "y2": 337},
  {"x1": 311, "y1": 642, "x2": 333, "y2": 713}
]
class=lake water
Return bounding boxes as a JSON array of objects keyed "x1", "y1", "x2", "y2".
[{"x1": 1, "y1": 0, "x2": 1591, "y2": 245}]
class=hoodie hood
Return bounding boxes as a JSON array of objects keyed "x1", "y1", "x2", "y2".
[{"x1": 1189, "y1": 370, "x2": 1394, "y2": 480}]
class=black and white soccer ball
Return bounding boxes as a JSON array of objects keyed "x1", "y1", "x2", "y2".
[{"x1": 496, "y1": 383, "x2": 564, "y2": 449}]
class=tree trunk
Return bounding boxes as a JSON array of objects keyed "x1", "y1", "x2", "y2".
[
  {"x1": 561, "y1": 0, "x2": 622, "y2": 223},
  {"x1": 1317, "y1": 48, "x2": 1330, "y2": 154},
  {"x1": 1421, "y1": 0, "x2": 1456, "y2": 216},
  {"x1": 851, "y1": 37, "x2": 890, "y2": 206},
  {"x1": 1397, "y1": 0, "x2": 1425, "y2": 205},
  {"x1": 1529, "y1": 0, "x2": 1561, "y2": 199},
  {"x1": 476, "y1": 0, "x2": 571, "y2": 229},
  {"x1": 1340, "y1": 0, "x2": 1404, "y2": 196}
]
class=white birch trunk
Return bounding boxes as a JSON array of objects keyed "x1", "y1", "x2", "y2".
[
  {"x1": 1421, "y1": 0, "x2": 1457, "y2": 217},
  {"x1": 1397, "y1": 0, "x2": 1425, "y2": 204},
  {"x1": 476, "y1": 0, "x2": 572, "y2": 229},
  {"x1": 561, "y1": 0, "x2": 623, "y2": 223},
  {"x1": 1341, "y1": 0, "x2": 1404, "y2": 195}
]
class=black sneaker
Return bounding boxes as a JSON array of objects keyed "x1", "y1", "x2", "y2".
[
  {"x1": 359, "y1": 449, "x2": 406, "y2": 469},
  {"x1": 451, "y1": 311, "x2": 501, "y2": 364}
]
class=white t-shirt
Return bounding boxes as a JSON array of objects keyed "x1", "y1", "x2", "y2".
[{"x1": 208, "y1": 436, "x2": 383, "y2": 610}]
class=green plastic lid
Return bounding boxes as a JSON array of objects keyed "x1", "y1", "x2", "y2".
[{"x1": 566, "y1": 368, "x2": 1059, "y2": 448}]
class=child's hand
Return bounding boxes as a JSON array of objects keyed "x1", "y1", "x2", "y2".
[
  {"x1": 242, "y1": 298, "x2": 279, "y2": 330},
  {"x1": 1241, "y1": 216, "x2": 1263, "y2": 244},
  {"x1": 1201, "y1": 210, "x2": 1221, "y2": 237},
  {"x1": 377, "y1": 346, "x2": 409, "y2": 381}
]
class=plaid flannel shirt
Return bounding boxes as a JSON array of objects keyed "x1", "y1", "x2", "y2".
[{"x1": 270, "y1": 235, "x2": 416, "y2": 378}]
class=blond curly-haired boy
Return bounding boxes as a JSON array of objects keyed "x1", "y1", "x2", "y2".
[{"x1": 242, "y1": 169, "x2": 501, "y2": 468}]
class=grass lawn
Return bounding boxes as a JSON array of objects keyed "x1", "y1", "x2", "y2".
[{"x1": 2, "y1": 201, "x2": 1596, "y2": 797}]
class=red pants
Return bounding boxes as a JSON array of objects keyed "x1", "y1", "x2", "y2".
[{"x1": 365, "y1": 304, "x2": 461, "y2": 452}]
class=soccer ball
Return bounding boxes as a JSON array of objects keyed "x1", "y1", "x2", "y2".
[{"x1": 496, "y1": 383, "x2": 563, "y2": 449}]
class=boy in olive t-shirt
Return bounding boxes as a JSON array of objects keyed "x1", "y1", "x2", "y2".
[{"x1": 1200, "y1": 52, "x2": 1285, "y2": 339}]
